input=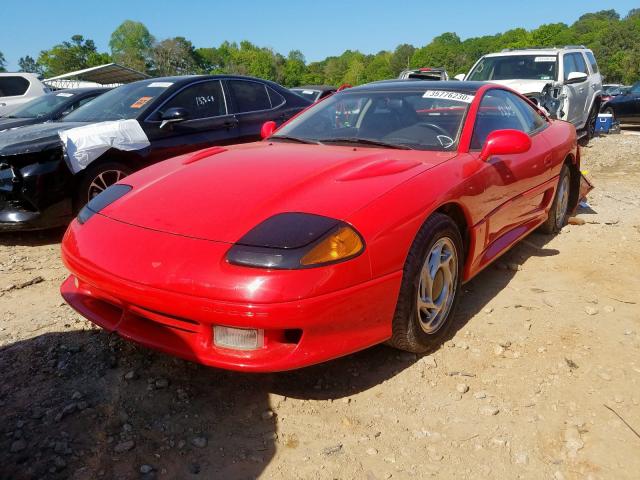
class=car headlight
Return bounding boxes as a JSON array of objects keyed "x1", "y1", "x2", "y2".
[
  {"x1": 226, "y1": 212, "x2": 364, "y2": 269},
  {"x1": 77, "y1": 184, "x2": 132, "y2": 224}
]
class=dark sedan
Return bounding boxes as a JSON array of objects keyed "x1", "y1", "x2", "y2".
[
  {"x1": 601, "y1": 81, "x2": 640, "y2": 124},
  {"x1": 0, "y1": 88, "x2": 109, "y2": 131},
  {"x1": 0, "y1": 75, "x2": 310, "y2": 231}
]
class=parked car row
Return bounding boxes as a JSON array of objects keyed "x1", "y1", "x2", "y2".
[{"x1": 0, "y1": 75, "x2": 310, "y2": 231}]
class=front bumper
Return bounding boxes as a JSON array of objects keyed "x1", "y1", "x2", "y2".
[
  {"x1": 60, "y1": 216, "x2": 402, "y2": 372},
  {"x1": 0, "y1": 152, "x2": 74, "y2": 231},
  {"x1": 61, "y1": 270, "x2": 400, "y2": 372}
]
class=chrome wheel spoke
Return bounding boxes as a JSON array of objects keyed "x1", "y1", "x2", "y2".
[
  {"x1": 416, "y1": 237, "x2": 458, "y2": 334},
  {"x1": 87, "y1": 170, "x2": 127, "y2": 200}
]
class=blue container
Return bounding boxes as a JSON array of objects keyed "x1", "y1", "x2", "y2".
[{"x1": 596, "y1": 113, "x2": 613, "y2": 133}]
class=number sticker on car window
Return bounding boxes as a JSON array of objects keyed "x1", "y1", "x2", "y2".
[{"x1": 423, "y1": 90, "x2": 474, "y2": 103}]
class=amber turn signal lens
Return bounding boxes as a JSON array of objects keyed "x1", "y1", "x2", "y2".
[{"x1": 300, "y1": 226, "x2": 363, "y2": 266}]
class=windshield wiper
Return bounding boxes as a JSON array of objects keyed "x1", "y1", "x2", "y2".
[
  {"x1": 268, "y1": 135, "x2": 319, "y2": 145},
  {"x1": 318, "y1": 137, "x2": 412, "y2": 150}
]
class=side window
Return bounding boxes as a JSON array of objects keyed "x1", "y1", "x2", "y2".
[
  {"x1": 0, "y1": 76, "x2": 30, "y2": 97},
  {"x1": 161, "y1": 80, "x2": 226, "y2": 119},
  {"x1": 228, "y1": 80, "x2": 271, "y2": 112},
  {"x1": 471, "y1": 90, "x2": 529, "y2": 150},
  {"x1": 562, "y1": 54, "x2": 577, "y2": 81},
  {"x1": 572, "y1": 53, "x2": 588, "y2": 75},
  {"x1": 267, "y1": 86, "x2": 285, "y2": 108},
  {"x1": 510, "y1": 94, "x2": 547, "y2": 133},
  {"x1": 585, "y1": 51, "x2": 599, "y2": 73}
]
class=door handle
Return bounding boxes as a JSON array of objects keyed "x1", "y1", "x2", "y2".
[{"x1": 223, "y1": 119, "x2": 238, "y2": 128}]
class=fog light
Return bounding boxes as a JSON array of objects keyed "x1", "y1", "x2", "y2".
[{"x1": 214, "y1": 326, "x2": 264, "y2": 350}]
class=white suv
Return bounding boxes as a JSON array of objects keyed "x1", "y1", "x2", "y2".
[
  {"x1": 0, "y1": 73, "x2": 50, "y2": 116},
  {"x1": 459, "y1": 47, "x2": 602, "y2": 142}
]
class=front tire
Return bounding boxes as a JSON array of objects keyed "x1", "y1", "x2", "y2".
[
  {"x1": 540, "y1": 164, "x2": 571, "y2": 234},
  {"x1": 388, "y1": 213, "x2": 463, "y2": 353},
  {"x1": 75, "y1": 161, "x2": 132, "y2": 211}
]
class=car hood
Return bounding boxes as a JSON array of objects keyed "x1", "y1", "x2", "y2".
[
  {"x1": 0, "y1": 121, "x2": 88, "y2": 156},
  {"x1": 488, "y1": 79, "x2": 555, "y2": 95},
  {"x1": 100, "y1": 142, "x2": 456, "y2": 243},
  {"x1": 0, "y1": 117, "x2": 42, "y2": 131}
]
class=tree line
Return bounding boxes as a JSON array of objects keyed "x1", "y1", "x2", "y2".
[{"x1": 1, "y1": 9, "x2": 639, "y2": 85}]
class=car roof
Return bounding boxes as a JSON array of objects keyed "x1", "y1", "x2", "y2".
[
  {"x1": 291, "y1": 85, "x2": 336, "y2": 91},
  {"x1": 55, "y1": 87, "x2": 112, "y2": 94},
  {"x1": 130, "y1": 75, "x2": 289, "y2": 88},
  {"x1": 350, "y1": 80, "x2": 485, "y2": 93},
  {"x1": 482, "y1": 47, "x2": 592, "y2": 57}
]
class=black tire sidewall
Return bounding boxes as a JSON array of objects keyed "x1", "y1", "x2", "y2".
[{"x1": 391, "y1": 214, "x2": 464, "y2": 352}]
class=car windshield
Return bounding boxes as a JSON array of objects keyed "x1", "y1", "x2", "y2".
[
  {"x1": 468, "y1": 55, "x2": 557, "y2": 81},
  {"x1": 271, "y1": 88, "x2": 472, "y2": 151},
  {"x1": 631, "y1": 82, "x2": 640, "y2": 94},
  {"x1": 4, "y1": 92, "x2": 72, "y2": 118},
  {"x1": 292, "y1": 89, "x2": 321, "y2": 102},
  {"x1": 62, "y1": 80, "x2": 172, "y2": 122}
]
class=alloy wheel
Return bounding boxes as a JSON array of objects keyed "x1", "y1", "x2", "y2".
[
  {"x1": 416, "y1": 237, "x2": 458, "y2": 334},
  {"x1": 87, "y1": 170, "x2": 127, "y2": 202},
  {"x1": 555, "y1": 173, "x2": 570, "y2": 228}
]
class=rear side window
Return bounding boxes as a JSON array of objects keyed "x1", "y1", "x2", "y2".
[
  {"x1": 228, "y1": 80, "x2": 271, "y2": 112},
  {"x1": 161, "y1": 80, "x2": 226, "y2": 120},
  {"x1": 584, "y1": 51, "x2": 599, "y2": 73},
  {"x1": 267, "y1": 86, "x2": 285, "y2": 108},
  {"x1": 0, "y1": 76, "x2": 30, "y2": 97}
]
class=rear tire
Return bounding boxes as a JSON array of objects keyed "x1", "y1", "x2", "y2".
[
  {"x1": 74, "y1": 161, "x2": 132, "y2": 211},
  {"x1": 388, "y1": 213, "x2": 463, "y2": 353},
  {"x1": 540, "y1": 164, "x2": 571, "y2": 234},
  {"x1": 579, "y1": 105, "x2": 598, "y2": 146}
]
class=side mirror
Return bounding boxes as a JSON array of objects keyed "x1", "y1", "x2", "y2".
[
  {"x1": 480, "y1": 129, "x2": 531, "y2": 161},
  {"x1": 260, "y1": 120, "x2": 277, "y2": 139},
  {"x1": 565, "y1": 72, "x2": 588, "y2": 84},
  {"x1": 160, "y1": 107, "x2": 189, "y2": 129},
  {"x1": 454, "y1": 74, "x2": 466, "y2": 81}
]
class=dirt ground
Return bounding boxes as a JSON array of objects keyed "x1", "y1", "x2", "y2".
[{"x1": 1, "y1": 133, "x2": 639, "y2": 480}]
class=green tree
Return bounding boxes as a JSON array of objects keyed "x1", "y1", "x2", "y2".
[
  {"x1": 390, "y1": 44, "x2": 416, "y2": 76},
  {"x1": 0, "y1": 51, "x2": 6, "y2": 72},
  {"x1": 152, "y1": 37, "x2": 199, "y2": 76},
  {"x1": 37, "y1": 35, "x2": 110, "y2": 77},
  {"x1": 109, "y1": 20, "x2": 155, "y2": 73},
  {"x1": 18, "y1": 55, "x2": 43, "y2": 74},
  {"x1": 282, "y1": 50, "x2": 306, "y2": 86}
]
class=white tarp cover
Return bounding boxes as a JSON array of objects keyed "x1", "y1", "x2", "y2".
[{"x1": 59, "y1": 120, "x2": 150, "y2": 173}]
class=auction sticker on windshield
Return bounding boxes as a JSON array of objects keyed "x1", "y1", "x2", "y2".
[
  {"x1": 534, "y1": 56, "x2": 556, "y2": 62},
  {"x1": 422, "y1": 90, "x2": 474, "y2": 103},
  {"x1": 130, "y1": 96, "x2": 153, "y2": 109}
]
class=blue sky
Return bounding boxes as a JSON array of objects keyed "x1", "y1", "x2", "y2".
[{"x1": 1, "y1": 0, "x2": 637, "y2": 71}]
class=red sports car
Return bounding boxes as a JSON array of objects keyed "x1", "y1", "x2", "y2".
[{"x1": 61, "y1": 81, "x2": 579, "y2": 372}]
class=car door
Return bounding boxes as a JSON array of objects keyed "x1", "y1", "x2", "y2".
[
  {"x1": 225, "y1": 79, "x2": 293, "y2": 143},
  {"x1": 142, "y1": 79, "x2": 240, "y2": 163},
  {"x1": 615, "y1": 83, "x2": 640, "y2": 122},
  {"x1": 469, "y1": 89, "x2": 553, "y2": 246},
  {"x1": 561, "y1": 53, "x2": 589, "y2": 127}
]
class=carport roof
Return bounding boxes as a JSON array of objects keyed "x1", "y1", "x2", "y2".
[{"x1": 45, "y1": 63, "x2": 149, "y2": 85}]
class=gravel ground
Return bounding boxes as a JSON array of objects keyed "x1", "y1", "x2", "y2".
[{"x1": 1, "y1": 133, "x2": 639, "y2": 480}]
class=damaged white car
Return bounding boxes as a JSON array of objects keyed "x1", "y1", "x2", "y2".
[{"x1": 458, "y1": 46, "x2": 602, "y2": 143}]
